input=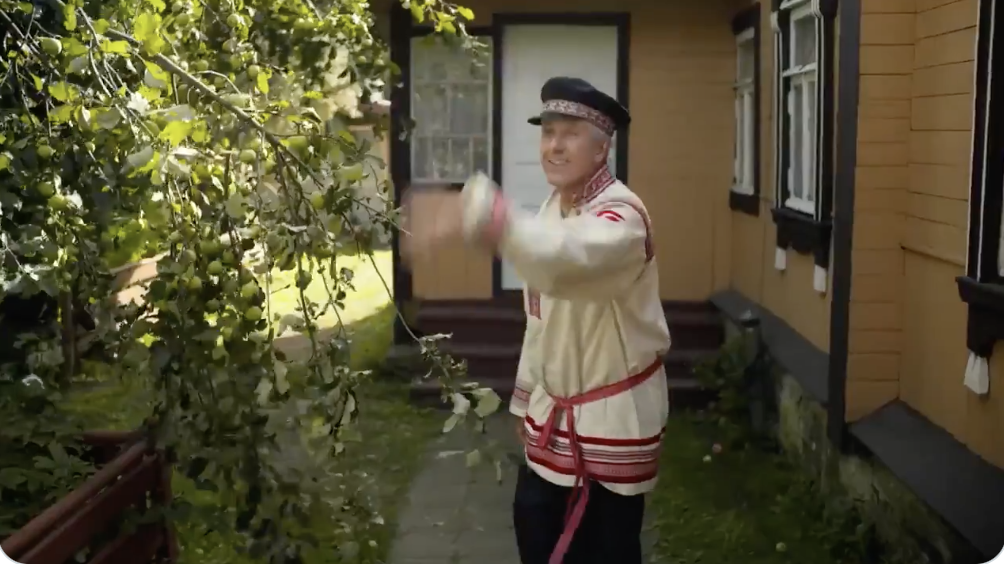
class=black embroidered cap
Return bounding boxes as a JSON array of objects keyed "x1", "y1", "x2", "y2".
[{"x1": 527, "y1": 77, "x2": 630, "y2": 136}]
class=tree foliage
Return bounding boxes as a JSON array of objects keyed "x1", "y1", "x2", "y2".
[{"x1": 0, "y1": 0, "x2": 497, "y2": 559}]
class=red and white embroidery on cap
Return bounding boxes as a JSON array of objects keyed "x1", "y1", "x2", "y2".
[{"x1": 542, "y1": 99, "x2": 616, "y2": 136}]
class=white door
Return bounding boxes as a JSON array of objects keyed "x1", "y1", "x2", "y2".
[{"x1": 500, "y1": 25, "x2": 620, "y2": 290}]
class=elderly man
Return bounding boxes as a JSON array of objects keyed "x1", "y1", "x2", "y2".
[{"x1": 403, "y1": 77, "x2": 671, "y2": 564}]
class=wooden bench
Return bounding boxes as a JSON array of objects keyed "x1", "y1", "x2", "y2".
[{"x1": 1, "y1": 431, "x2": 177, "y2": 564}]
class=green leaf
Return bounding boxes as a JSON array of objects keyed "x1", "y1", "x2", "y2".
[
  {"x1": 62, "y1": 3, "x2": 77, "y2": 31},
  {"x1": 144, "y1": 61, "x2": 170, "y2": 88},
  {"x1": 409, "y1": 2, "x2": 424, "y2": 23},
  {"x1": 100, "y1": 40, "x2": 130, "y2": 55},
  {"x1": 93, "y1": 19, "x2": 110, "y2": 34},
  {"x1": 274, "y1": 360, "x2": 289, "y2": 394},
  {"x1": 31, "y1": 74, "x2": 42, "y2": 91},
  {"x1": 224, "y1": 194, "x2": 247, "y2": 218},
  {"x1": 442, "y1": 412, "x2": 461, "y2": 433},
  {"x1": 0, "y1": 152, "x2": 11, "y2": 172},
  {"x1": 48, "y1": 81, "x2": 77, "y2": 102},
  {"x1": 48, "y1": 105, "x2": 74, "y2": 123},
  {"x1": 133, "y1": 12, "x2": 166, "y2": 55},
  {"x1": 95, "y1": 108, "x2": 122, "y2": 129},
  {"x1": 255, "y1": 378, "x2": 273, "y2": 405},
  {"x1": 457, "y1": 6, "x2": 474, "y2": 20},
  {"x1": 62, "y1": 38, "x2": 89, "y2": 57},
  {"x1": 138, "y1": 85, "x2": 162, "y2": 102},
  {"x1": 256, "y1": 69, "x2": 271, "y2": 94},
  {"x1": 472, "y1": 387, "x2": 501, "y2": 418},
  {"x1": 159, "y1": 121, "x2": 191, "y2": 146},
  {"x1": 125, "y1": 145, "x2": 155, "y2": 170}
]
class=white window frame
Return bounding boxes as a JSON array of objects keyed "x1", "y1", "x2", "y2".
[
  {"x1": 733, "y1": 28, "x2": 757, "y2": 196},
  {"x1": 409, "y1": 37, "x2": 493, "y2": 184},
  {"x1": 777, "y1": 0, "x2": 820, "y2": 216}
]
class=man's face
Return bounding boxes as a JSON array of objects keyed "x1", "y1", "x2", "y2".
[{"x1": 539, "y1": 116, "x2": 608, "y2": 190}]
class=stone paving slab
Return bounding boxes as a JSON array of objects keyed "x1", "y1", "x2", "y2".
[
  {"x1": 388, "y1": 423, "x2": 521, "y2": 564},
  {"x1": 388, "y1": 421, "x2": 658, "y2": 564}
]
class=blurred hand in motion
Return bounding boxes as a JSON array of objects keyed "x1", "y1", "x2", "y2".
[{"x1": 400, "y1": 187, "x2": 465, "y2": 269}]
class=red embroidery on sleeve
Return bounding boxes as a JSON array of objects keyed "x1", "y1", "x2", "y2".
[
  {"x1": 594, "y1": 201, "x2": 655, "y2": 263},
  {"x1": 595, "y1": 210, "x2": 625, "y2": 222},
  {"x1": 527, "y1": 289, "x2": 541, "y2": 319}
]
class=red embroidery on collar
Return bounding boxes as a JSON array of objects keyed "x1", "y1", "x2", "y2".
[{"x1": 570, "y1": 167, "x2": 615, "y2": 206}]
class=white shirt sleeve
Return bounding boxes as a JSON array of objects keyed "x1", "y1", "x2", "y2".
[{"x1": 461, "y1": 173, "x2": 653, "y2": 301}]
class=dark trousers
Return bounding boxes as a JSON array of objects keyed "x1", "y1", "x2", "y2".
[{"x1": 512, "y1": 464, "x2": 645, "y2": 564}]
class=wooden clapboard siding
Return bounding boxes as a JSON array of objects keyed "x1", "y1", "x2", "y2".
[
  {"x1": 845, "y1": 0, "x2": 1003, "y2": 469},
  {"x1": 844, "y1": 0, "x2": 915, "y2": 421},
  {"x1": 901, "y1": 0, "x2": 1004, "y2": 470}
]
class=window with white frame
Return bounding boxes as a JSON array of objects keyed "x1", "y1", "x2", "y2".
[
  {"x1": 409, "y1": 37, "x2": 492, "y2": 184},
  {"x1": 733, "y1": 28, "x2": 757, "y2": 195},
  {"x1": 782, "y1": 1, "x2": 818, "y2": 214}
]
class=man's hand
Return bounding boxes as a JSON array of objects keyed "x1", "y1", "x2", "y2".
[
  {"x1": 515, "y1": 416, "x2": 527, "y2": 446},
  {"x1": 400, "y1": 188, "x2": 465, "y2": 267}
]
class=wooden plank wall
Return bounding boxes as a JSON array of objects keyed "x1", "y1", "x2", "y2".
[
  {"x1": 844, "y1": 0, "x2": 914, "y2": 421},
  {"x1": 847, "y1": 0, "x2": 1004, "y2": 469}
]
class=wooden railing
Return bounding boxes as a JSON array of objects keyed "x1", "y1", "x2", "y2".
[{"x1": 1, "y1": 430, "x2": 177, "y2": 564}]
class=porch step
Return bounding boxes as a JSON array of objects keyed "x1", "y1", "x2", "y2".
[
  {"x1": 405, "y1": 345, "x2": 719, "y2": 411},
  {"x1": 413, "y1": 301, "x2": 725, "y2": 350},
  {"x1": 415, "y1": 305, "x2": 526, "y2": 345}
]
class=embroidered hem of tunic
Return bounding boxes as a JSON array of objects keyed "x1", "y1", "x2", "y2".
[{"x1": 524, "y1": 417, "x2": 664, "y2": 484}]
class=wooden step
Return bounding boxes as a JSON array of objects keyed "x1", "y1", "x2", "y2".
[
  {"x1": 406, "y1": 346, "x2": 720, "y2": 410},
  {"x1": 415, "y1": 306, "x2": 526, "y2": 345},
  {"x1": 413, "y1": 302, "x2": 724, "y2": 349}
]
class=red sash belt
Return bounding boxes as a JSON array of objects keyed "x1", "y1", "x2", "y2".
[{"x1": 536, "y1": 358, "x2": 663, "y2": 564}]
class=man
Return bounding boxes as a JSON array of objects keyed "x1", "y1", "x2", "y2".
[{"x1": 403, "y1": 77, "x2": 671, "y2": 564}]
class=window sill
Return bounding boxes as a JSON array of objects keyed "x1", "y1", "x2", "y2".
[
  {"x1": 771, "y1": 206, "x2": 832, "y2": 268},
  {"x1": 957, "y1": 276, "x2": 1004, "y2": 357},
  {"x1": 729, "y1": 190, "x2": 760, "y2": 216}
]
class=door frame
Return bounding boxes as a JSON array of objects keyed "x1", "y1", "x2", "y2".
[
  {"x1": 489, "y1": 12, "x2": 632, "y2": 297},
  {"x1": 388, "y1": 9, "x2": 632, "y2": 341}
]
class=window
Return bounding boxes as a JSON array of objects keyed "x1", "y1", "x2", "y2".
[
  {"x1": 409, "y1": 37, "x2": 492, "y2": 184},
  {"x1": 780, "y1": 1, "x2": 818, "y2": 215},
  {"x1": 730, "y1": 4, "x2": 761, "y2": 216},
  {"x1": 769, "y1": 0, "x2": 835, "y2": 285},
  {"x1": 957, "y1": 0, "x2": 1004, "y2": 396},
  {"x1": 734, "y1": 31, "x2": 756, "y2": 194}
]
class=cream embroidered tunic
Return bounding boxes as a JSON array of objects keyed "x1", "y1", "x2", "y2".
[{"x1": 460, "y1": 167, "x2": 672, "y2": 496}]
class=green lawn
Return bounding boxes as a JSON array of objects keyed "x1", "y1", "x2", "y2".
[
  {"x1": 647, "y1": 414, "x2": 876, "y2": 564},
  {"x1": 62, "y1": 249, "x2": 443, "y2": 564}
]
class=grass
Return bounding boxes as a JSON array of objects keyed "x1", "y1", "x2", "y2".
[
  {"x1": 647, "y1": 415, "x2": 872, "y2": 564},
  {"x1": 60, "y1": 249, "x2": 443, "y2": 564},
  {"x1": 267, "y1": 250, "x2": 393, "y2": 333}
]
